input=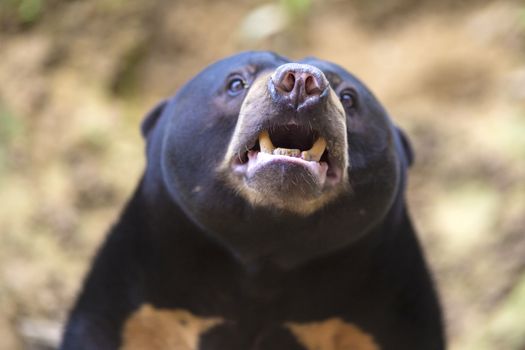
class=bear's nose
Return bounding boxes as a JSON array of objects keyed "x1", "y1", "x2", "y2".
[{"x1": 270, "y1": 63, "x2": 329, "y2": 110}]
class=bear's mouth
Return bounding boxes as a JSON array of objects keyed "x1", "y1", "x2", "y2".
[{"x1": 231, "y1": 124, "x2": 342, "y2": 187}]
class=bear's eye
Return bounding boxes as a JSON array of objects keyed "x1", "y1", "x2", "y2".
[
  {"x1": 339, "y1": 89, "x2": 356, "y2": 109},
  {"x1": 227, "y1": 77, "x2": 247, "y2": 96}
]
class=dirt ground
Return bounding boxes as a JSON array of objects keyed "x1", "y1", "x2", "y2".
[{"x1": 0, "y1": 0, "x2": 524, "y2": 349}]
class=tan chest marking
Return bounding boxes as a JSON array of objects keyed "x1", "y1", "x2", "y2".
[
  {"x1": 121, "y1": 304, "x2": 223, "y2": 350},
  {"x1": 286, "y1": 318, "x2": 380, "y2": 350}
]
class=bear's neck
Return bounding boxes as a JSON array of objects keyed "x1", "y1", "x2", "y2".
[
  {"x1": 129, "y1": 173, "x2": 413, "y2": 277},
  {"x1": 116, "y1": 179, "x2": 425, "y2": 312}
]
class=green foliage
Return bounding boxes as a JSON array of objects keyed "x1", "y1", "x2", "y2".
[
  {"x1": 466, "y1": 275, "x2": 525, "y2": 350},
  {"x1": 111, "y1": 44, "x2": 148, "y2": 98},
  {"x1": 18, "y1": 0, "x2": 43, "y2": 23},
  {"x1": 281, "y1": 0, "x2": 312, "y2": 20},
  {"x1": 0, "y1": 0, "x2": 44, "y2": 25},
  {"x1": 0, "y1": 103, "x2": 24, "y2": 177},
  {"x1": 0, "y1": 103, "x2": 23, "y2": 147}
]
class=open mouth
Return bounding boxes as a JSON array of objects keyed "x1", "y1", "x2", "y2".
[
  {"x1": 258, "y1": 126, "x2": 327, "y2": 162},
  {"x1": 232, "y1": 124, "x2": 342, "y2": 187}
]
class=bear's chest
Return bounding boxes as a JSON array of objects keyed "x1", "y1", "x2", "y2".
[{"x1": 121, "y1": 304, "x2": 380, "y2": 350}]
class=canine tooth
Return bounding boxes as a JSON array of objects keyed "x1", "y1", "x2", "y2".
[
  {"x1": 259, "y1": 131, "x2": 275, "y2": 153},
  {"x1": 273, "y1": 148, "x2": 301, "y2": 157},
  {"x1": 306, "y1": 137, "x2": 326, "y2": 162}
]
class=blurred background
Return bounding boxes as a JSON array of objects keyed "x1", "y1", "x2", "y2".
[{"x1": 0, "y1": 0, "x2": 524, "y2": 349}]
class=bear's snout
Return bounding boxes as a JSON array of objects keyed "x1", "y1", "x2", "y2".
[{"x1": 269, "y1": 63, "x2": 330, "y2": 111}]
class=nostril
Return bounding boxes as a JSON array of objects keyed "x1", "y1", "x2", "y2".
[
  {"x1": 282, "y1": 72, "x2": 296, "y2": 92},
  {"x1": 304, "y1": 75, "x2": 321, "y2": 96},
  {"x1": 270, "y1": 63, "x2": 329, "y2": 109}
]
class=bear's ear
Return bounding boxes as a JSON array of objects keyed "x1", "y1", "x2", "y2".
[
  {"x1": 141, "y1": 100, "x2": 168, "y2": 139},
  {"x1": 396, "y1": 127, "x2": 414, "y2": 167}
]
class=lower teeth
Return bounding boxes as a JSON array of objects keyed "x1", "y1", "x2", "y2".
[{"x1": 273, "y1": 148, "x2": 301, "y2": 157}]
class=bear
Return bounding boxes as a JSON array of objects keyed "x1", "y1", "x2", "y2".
[{"x1": 60, "y1": 51, "x2": 445, "y2": 350}]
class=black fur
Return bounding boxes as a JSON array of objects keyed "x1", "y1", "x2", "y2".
[{"x1": 61, "y1": 51, "x2": 445, "y2": 350}]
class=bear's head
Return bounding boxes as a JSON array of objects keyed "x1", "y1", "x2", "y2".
[{"x1": 141, "y1": 51, "x2": 413, "y2": 268}]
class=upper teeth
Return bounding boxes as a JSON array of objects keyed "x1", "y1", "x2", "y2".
[{"x1": 258, "y1": 131, "x2": 327, "y2": 162}]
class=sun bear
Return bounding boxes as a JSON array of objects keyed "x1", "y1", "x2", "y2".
[{"x1": 61, "y1": 51, "x2": 445, "y2": 350}]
